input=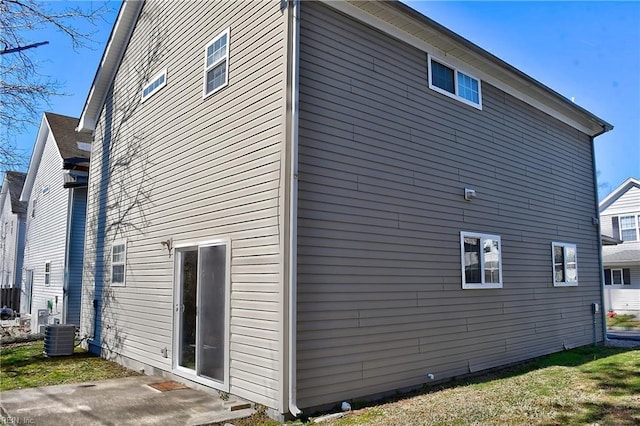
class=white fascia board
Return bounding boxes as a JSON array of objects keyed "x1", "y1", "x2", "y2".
[
  {"x1": 319, "y1": 0, "x2": 609, "y2": 137},
  {"x1": 77, "y1": 1, "x2": 144, "y2": 133},
  {"x1": 19, "y1": 115, "x2": 50, "y2": 202},
  {"x1": 599, "y1": 177, "x2": 640, "y2": 212}
]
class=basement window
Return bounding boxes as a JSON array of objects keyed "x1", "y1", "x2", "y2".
[
  {"x1": 142, "y1": 69, "x2": 167, "y2": 102},
  {"x1": 111, "y1": 240, "x2": 127, "y2": 287},
  {"x1": 552, "y1": 242, "x2": 578, "y2": 287},
  {"x1": 428, "y1": 55, "x2": 482, "y2": 109},
  {"x1": 461, "y1": 232, "x2": 502, "y2": 289}
]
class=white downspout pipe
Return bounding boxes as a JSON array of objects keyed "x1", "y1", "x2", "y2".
[{"x1": 288, "y1": 0, "x2": 302, "y2": 418}]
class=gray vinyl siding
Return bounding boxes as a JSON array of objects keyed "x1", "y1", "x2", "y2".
[
  {"x1": 296, "y1": 2, "x2": 602, "y2": 409},
  {"x1": 81, "y1": 0, "x2": 286, "y2": 409},
  {"x1": 22, "y1": 132, "x2": 69, "y2": 320},
  {"x1": 65, "y1": 188, "x2": 87, "y2": 326}
]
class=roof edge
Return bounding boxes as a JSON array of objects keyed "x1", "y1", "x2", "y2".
[
  {"x1": 77, "y1": 1, "x2": 143, "y2": 133},
  {"x1": 599, "y1": 177, "x2": 640, "y2": 212}
]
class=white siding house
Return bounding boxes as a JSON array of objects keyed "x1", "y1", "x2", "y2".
[
  {"x1": 77, "y1": 0, "x2": 612, "y2": 418},
  {"x1": 0, "y1": 172, "x2": 27, "y2": 291},
  {"x1": 600, "y1": 177, "x2": 640, "y2": 317},
  {"x1": 20, "y1": 112, "x2": 92, "y2": 327}
]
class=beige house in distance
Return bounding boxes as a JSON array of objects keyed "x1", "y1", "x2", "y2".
[{"x1": 77, "y1": 0, "x2": 612, "y2": 419}]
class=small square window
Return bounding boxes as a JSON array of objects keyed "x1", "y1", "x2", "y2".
[
  {"x1": 461, "y1": 232, "x2": 502, "y2": 289},
  {"x1": 552, "y1": 242, "x2": 578, "y2": 287},
  {"x1": 111, "y1": 241, "x2": 126, "y2": 287},
  {"x1": 430, "y1": 60, "x2": 455, "y2": 94},
  {"x1": 204, "y1": 28, "x2": 230, "y2": 97}
]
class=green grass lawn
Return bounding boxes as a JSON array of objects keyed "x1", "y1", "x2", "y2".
[
  {"x1": 321, "y1": 346, "x2": 640, "y2": 426},
  {"x1": 0, "y1": 340, "x2": 138, "y2": 392}
]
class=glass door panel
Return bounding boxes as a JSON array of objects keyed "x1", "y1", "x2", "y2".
[
  {"x1": 179, "y1": 249, "x2": 198, "y2": 370},
  {"x1": 197, "y1": 245, "x2": 226, "y2": 382}
]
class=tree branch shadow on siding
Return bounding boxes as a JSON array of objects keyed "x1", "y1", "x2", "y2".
[{"x1": 82, "y1": 9, "x2": 166, "y2": 360}]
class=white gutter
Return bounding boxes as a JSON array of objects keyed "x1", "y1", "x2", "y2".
[{"x1": 288, "y1": 0, "x2": 302, "y2": 418}]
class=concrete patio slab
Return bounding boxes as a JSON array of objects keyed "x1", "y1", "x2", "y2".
[{"x1": 0, "y1": 375, "x2": 253, "y2": 425}]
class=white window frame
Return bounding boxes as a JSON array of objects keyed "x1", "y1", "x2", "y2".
[
  {"x1": 605, "y1": 268, "x2": 630, "y2": 286},
  {"x1": 552, "y1": 242, "x2": 578, "y2": 287},
  {"x1": 619, "y1": 214, "x2": 639, "y2": 241},
  {"x1": 460, "y1": 231, "x2": 503, "y2": 289},
  {"x1": 44, "y1": 261, "x2": 50, "y2": 286},
  {"x1": 141, "y1": 68, "x2": 167, "y2": 102},
  {"x1": 111, "y1": 240, "x2": 127, "y2": 287},
  {"x1": 203, "y1": 28, "x2": 230, "y2": 98},
  {"x1": 172, "y1": 238, "x2": 231, "y2": 392},
  {"x1": 427, "y1": 54, "x2": 482, "y2": 110}
]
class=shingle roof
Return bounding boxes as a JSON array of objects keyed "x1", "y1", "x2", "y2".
[
  {"x1": 44, "y1": 112, "x2": 93, "y2": 161},
  {"x1": 603, "y1": 249, "x2": 640, "y2": 264},
  {"x1": 5, "y1": 171, "x2": 27, "y2": 214}
]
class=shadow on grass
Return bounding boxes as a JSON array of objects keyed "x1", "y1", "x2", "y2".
[{"x1": 309, "y1": 345, "x2": 638, "y2": 422}]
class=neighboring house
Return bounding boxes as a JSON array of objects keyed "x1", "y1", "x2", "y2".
[
  {"x1": 599, "y1": 177, "x2": 640, "y2": 317},
  {"x1": 77, "y1": 0, "x2": 612, "y2": 418},
  {"x1": 0, "y1": 172, "x2": 27, "y2": 294},
  {"x1": 20, "y1": 112, "x2": 92, "y2": 327}
]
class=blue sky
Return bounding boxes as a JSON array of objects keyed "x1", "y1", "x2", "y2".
[{"x1": 11, "y1": 1, "x2": 640, "y2": 199}]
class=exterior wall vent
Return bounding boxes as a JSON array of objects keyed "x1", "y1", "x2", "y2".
[{"x1": 44, "y1": 324, "x2": 76, "y2": 357}]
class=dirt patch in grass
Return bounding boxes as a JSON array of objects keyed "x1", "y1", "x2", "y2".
[
  {"x1": 321, "y1": 346, "x2": 639, "y2": 426},
  {"x1": 0, "y1": 340, "x2": 138, "y2": 392}
]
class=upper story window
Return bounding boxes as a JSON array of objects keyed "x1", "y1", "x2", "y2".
[
  {"x1": 44, "y1": 261, "x2": 50, "y2": 286},
  {"x1": 111, "y1": 240, "x2": 127, "y2": 287},
  {"x1": 460, "y1": 232, "x2": 502, "y2": 289},
  {"x1": 203, "y1": 28, "x2": 230, "y2": 98},
  {"x1": 142, "y1": 69, "x2": 167, "y2": 102},
  {"x1": 428, "y1": 55, "x2": 482, "y2": 109},
  {"x1": 552, "y1": 242, "x2": 578, "y2": 287},
  {"x1": 619, "y1": 215, "x2": 638, "y2": 241}
]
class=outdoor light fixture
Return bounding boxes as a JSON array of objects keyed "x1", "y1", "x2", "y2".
[{"x1": 464, "y1": 188, "x2": 477, "y2": 201}]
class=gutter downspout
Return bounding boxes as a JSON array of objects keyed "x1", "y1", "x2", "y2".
[
  {"x1": 288, "y1": 0, "x2": 302, "y2": 418},
  {"x1": 590, "y1": 124, "x2": 613, "y2": 345}
]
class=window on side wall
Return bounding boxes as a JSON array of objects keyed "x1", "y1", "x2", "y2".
[
  {"x1": 619, "y1": 215, "x2": 638, "y2": 241},
  {"x1": 142, "y1": 69, "x2": 167, "y2": 102},
  {"x1": 111, "y1": 240, "x2": 126, "y2": 287},
  {"x1": 604, "y1": 268, "x2": 631, "y2": 285},
  {"x1": 552, "y1": 242, "x2": 578, "y2": 286},
  {"x1": 460, "y1": 232, "x2": 502, "y2": 289},
  {"x1": 203, "y1": 28, "x2": 230, "y2": 98},
  {"x1": 44, "y1": 261, "x2": 50, "y2": 286},
  {"x1": 428, "y1": 55, "x2": 482, "y2": 109}
]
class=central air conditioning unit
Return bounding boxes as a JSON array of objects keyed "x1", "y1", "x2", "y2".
[{"x1": 44, "y1": 324, "x2": 76, "y2": 357}]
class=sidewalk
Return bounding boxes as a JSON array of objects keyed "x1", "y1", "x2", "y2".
[{"x1": 0, "y1": 375, "x2": 253, "y2": 426}]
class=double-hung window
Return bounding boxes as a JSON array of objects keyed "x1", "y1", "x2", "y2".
[
  {"x1": 619, "y1": 215, "x2": 638, "y2": 241},
  {"x1": 44, "y1": 261, "x2": 50, "y2": 286},
  {"x1": 111, "y1": 240, "x2": 127, "y2": 287},
  {"x1": 428, "y1": 55, "x2": 482, "y2": 109},
  {"x1": 460, "y1": 232, "x2": 502, "y2": 289},
  {"x1": 552, "y1": 242, "x2": 578, "y2": 286},
  {"x1": 203, "y1": 28, "x2": 230, "y2": 97}
]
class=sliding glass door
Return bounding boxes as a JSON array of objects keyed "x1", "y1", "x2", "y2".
[{"x1": 175, "y1": 242, "x2": 228, "y2": 387}]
